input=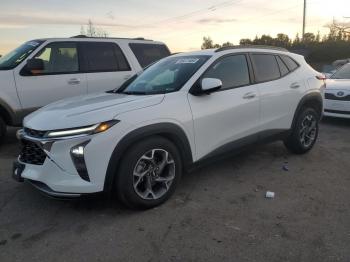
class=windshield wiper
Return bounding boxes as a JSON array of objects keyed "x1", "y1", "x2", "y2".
[{"x1": 121, "y1": 91, "x2": 148, "y2": 95}]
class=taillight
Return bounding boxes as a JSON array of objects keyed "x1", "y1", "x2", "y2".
[{"x1": 316, "y1": 74, "x2": 326, "y2": 81}]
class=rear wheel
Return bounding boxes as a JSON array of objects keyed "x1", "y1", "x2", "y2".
[
  {"x1": 0, "y1": 117, "x2": 6, "y2": 145},
  {"x1": 115, "y1": 136, "x2": 182, "y2": 209},
  {"x1": 284, "y1": 107, "x2": 319, "y2": 154}
]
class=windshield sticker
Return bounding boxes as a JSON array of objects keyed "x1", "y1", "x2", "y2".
[
  {"x1": 27, "y1": 41, "x2": 40, "y2": 47},
  {"x1": 175, "y1": 58, "x2": 199, "y2": 64}
]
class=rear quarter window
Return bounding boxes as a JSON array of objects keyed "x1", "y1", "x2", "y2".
[
  {"x1": 281, "y1": 55, "x2": 299, "y2": 71},
  {"x1": 129, "y1": 43, "x2": 171, "y2": 68},
  {"x1": 251, "y1": 54, "x2": 280, "y2": 83}
]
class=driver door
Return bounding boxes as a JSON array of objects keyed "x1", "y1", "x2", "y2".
[
  {"x1": 188, "y1": 54, "x2": 260, "y2": 160},
  {"x1": 14, "y1": 41, "x2": 87, "y2": 110}
]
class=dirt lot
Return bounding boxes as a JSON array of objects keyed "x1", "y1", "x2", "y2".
[{"x1": 0, "y1": 118, "x2": 349, "y2": 262}]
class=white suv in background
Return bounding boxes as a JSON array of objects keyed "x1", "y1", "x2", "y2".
[
  {"x1": 13, "y1": 46, "x2": 324, "y2": 209},
  {"x1": 324, "y1": 63, "x2": 350, "y2": 118},
  {"x1": 0, "y1": 36, "x2": 170, "y2": 142}
]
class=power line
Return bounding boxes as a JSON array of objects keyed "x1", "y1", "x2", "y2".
[{"x1": 140, "y1": 0, "x2": 244, "y2": 27}]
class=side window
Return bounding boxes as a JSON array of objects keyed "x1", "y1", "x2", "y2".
[
  {"x1": 251, "y1": 54, "x2": 280, "y2": 82},
  {"x1": 129, "y1": 43, "x2": 171, "y2": 68},
  {"x1": 34, "y1": 42, "x2": 79, "y2": 74},
  {"x1": 281, "y1": 55, "x2": 299, "y2": 71},
  {"x1": 83, "y1": 42, "x2": 130, "y2": 72},
  {"x1": 276, "y1": 56, "x2": 289, "y2": 76},
  {"x1": 202, "y1": 54, "x2": 250, "y2": 90}
]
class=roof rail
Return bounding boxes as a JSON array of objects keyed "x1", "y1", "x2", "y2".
[
  {"x1": 215, "y1": 45, "x2": 289, "y2": 53},
  {"x1": 70, "y1": 35, "x2": 153, "y2": 41}
]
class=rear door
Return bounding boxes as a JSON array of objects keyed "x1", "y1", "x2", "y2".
[
  {"x1": 14, "y1": 41, "x2": 87, "y2": 109},
  {"x1": 80, "y1": 42, "x2": 133, "y2": 93},
  {"x1": 188, "y1": 54, "x2": 260, "y2": 160},
  {"x1": 128, "y1": 43, "x2": 171, "y2": 68},
  {"x1": 250, "y1": 53, "x2": 304, "y2": 132}
]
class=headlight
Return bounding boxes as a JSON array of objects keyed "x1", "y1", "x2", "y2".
[{"x1": 46, "y1": 120, "x2": 119, "y2": 138}]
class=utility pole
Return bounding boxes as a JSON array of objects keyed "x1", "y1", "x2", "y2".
[{"x1": 302, "y1": 0, "x2": 306, "y2": 40}]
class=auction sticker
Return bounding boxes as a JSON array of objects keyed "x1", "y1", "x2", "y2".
[{"x1": 175, "y1": 58, "x2": 199, "y2": 64}]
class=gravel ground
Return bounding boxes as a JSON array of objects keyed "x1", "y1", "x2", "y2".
[{"x1": 0, "y1": 118, "x2": 349, "y2": 262}]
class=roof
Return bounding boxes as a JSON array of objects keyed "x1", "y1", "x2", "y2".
[
  {"x1": 173, "y1": 45, "x2": 290, "y2": 57},
  {"x1": 31, "y1": 37, "x2": 164, "y2": 45}
]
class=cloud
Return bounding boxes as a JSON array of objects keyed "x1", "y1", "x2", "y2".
[
  {"x1": 0, "y1": 13, "x2": 138, "y2": 29},
  {"x1": 197, "y1": 18, "x2": 237, "y2": 24}
]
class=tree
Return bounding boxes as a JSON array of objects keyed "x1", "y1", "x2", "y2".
[
  {"x1": 80, "y1": 19, "x2": 109, "y2": 37},
  {"x1": 222, "y1": 41, "x2": 233, "y2": 47},
  {"x1": 275, "y1": 33, "x2": 290, "y2": 47},
  {"x1": 293, "y1": 33, "x2": 301, "y2": 45},
  {"x1": 239, "y1": 38, "x2": 252, "y2": 45},
  {"x1": 303, "y1": 33, "x2": 316, "y2": 44},
  {"x1": 201, "y1": 36, "x2": 215, "y2": 49},
  {"x1": 326, "y1": 19, "x2": 350, "y2": 41}
]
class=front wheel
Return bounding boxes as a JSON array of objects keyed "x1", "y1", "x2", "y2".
[
  {"x1": 284, "y1": 108, "x2": 319, "y2": 154},
  {"x1": 115, "y1": 136, "x2": 182, "y2": 209}
]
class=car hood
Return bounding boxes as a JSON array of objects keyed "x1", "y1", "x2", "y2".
[
  {"x1": 24, "y1": 92, "x2": 164, "y2": 130},
  {"x1": 325, "y1": 79, "x2": 350, "y2": 90}
]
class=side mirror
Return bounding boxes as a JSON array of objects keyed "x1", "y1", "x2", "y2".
[
  {"x1": 201, "y1": 78, "x2": 222, "y2": 93},
  {"x1": 26, "y1": 58, "x2": 44, "y2": 71}
]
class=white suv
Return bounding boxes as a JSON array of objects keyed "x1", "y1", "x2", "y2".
[
  {"x1": 0, "y1": 36, "x2": 170, "y2": 143},
  {"x1": 13, "y1": 46, "x2": 324, "y2": 209}
]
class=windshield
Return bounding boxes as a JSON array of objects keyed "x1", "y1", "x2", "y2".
[
  {"x1": 117, "y1": 55, "x2": 210, "y2": 95},
  {"x1": 0, "y1": 40, "x2": 44, "y2": 70},
  {"x1": 331, "y1": 63, "x2": 350, "y2": 79}
]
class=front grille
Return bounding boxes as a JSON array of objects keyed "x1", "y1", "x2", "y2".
[
  {"x1": 325, "y1": 93, "x2": 350, "y2": 101},
  {"x1": 24, "y1": 128, "x2": 47, "y2": 138},
  {"x1": 19, "y1": 140, "x2": 47, "y2": 165}
]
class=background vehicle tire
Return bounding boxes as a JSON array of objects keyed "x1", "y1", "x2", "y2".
[
  {"x1": 115, "y1": 136, "x2": 182, "y2": 209},
  {"x1": 0, "y1": 117, "x2": 6, "y2": 145},
  {"x1": 284, "y1": 107, "x2": 319, "y2": 154}
]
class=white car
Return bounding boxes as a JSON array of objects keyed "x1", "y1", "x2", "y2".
[
  {"x1": 13, "y1": 46, "x2": 324, "y2": 209},
  {"x1": 0, "y1": 36, "x2": 170, "y2": 143},
  {"x1": 324, "y1": 63, "x2": 350, "y2": 118}
]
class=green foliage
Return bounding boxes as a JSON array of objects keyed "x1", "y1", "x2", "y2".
[{"x1": 202, "y1": 23, "x2": 350, "y2": 64}]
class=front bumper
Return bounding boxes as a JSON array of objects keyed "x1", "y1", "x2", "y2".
[
  {"x1": 27, "y1": 179, "x2": 82, "y2": 198},
  {"x1": 13, "y1": 128, "x2": 121, "y2": 196},
  {"x1": 324, "y1": 99, "x2": 350, "y2": 119}
]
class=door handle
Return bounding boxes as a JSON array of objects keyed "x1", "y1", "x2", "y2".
[
  {"x1": 290, "y1": 82, "x2": 300, "y2": 89},
  {"x1": 68, "y1": 78, "x2": 81, "y2": 85},
  {"x1": 243, "y1": 92, "x2": 256, "y2": 99}
]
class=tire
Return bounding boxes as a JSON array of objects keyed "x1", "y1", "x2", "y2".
[
  {"x1": 0, "y1": 117, "x2": 6, "y2": 145},
  {"x1": 284, "y1": 107, "x2": 319, "y2": 154},
  {"x1": 115, "y1": 136, "x2": 182, "y2": 209}
]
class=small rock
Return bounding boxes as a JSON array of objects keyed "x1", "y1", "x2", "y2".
[
  {"x1": 137, "y1": 227, "x2": 145, "y2": 232},
  {"x1": 282, "y1": 165, "x2": 289, "y2": 171}
]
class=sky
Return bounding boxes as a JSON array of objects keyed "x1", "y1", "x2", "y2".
[{"x1": 1, "y1": 0, "x2": 350, "y2": 55}]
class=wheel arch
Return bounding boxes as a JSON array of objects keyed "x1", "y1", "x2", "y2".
[
  {"x1": 0, "y1": 102, "x2": 14, "y2": 126},
  {"x1": 291, "y1": 92, "x2": 323, "y2": 129},
  {"x1": 103, "y1": 123, "x2": 193, "y2": 193}
]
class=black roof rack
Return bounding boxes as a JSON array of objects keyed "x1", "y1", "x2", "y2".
[
  {"x1": 70, "y1": 35, "x2": 153, "y2": 41},
  {"x1": 215, "y1": 45, "x2": 289, "y2": 53}
]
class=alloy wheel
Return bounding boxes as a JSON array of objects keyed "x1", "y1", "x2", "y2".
[
  {"x1": 299, "y1": 114, "x2": 317, "y2": 148},
  {"x1": 133, "y1": 148, "x2": 176, "y2": 200}
]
